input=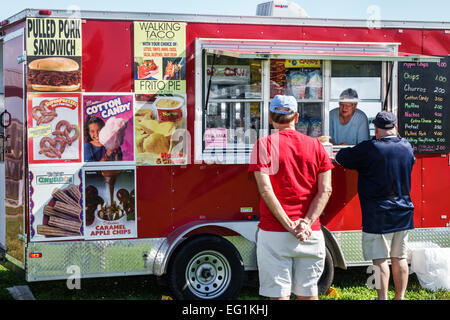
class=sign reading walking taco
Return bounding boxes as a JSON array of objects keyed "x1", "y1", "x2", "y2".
[
  {"x1": 26, "y1": 18, "x2": 82, "y2": 92},
  {"x1": 134, "y1": 21, "x2": 186, "y2": 94}
]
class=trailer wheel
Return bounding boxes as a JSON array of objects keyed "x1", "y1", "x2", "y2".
[
  {"x1": 167, "y1": 235, "x2": 245, "y2": 300},
  {"x1": 318, "y1": 246, "x2": 334, "y2": 296}
]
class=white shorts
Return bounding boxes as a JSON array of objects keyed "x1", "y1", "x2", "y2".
[
  {"x1": 362, "y1": 230, "x2": 409, "y2": 261},
  {"x1": 256, "y1": 228, "x2": 325, "y2": 298}
]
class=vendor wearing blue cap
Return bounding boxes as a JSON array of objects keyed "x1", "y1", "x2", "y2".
[
  {"x1": 249, "y1": 95, "x2": 334, "y2": 300},
  {"x1": 329, "y1": 88, "x2": 370, "y2": 145},
  {"x1": 335, "y1": 111, "x2": 415, "y2": 300}
]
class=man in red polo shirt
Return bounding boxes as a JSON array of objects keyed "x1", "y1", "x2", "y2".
[{"x1": 249, "y1": 95, "x2": 333, "y2": 300}]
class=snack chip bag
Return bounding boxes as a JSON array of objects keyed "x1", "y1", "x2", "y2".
[
  {"x1": 308, "y1": 118, "x2": 322, "y2": 137},
  {"x1": 306, "y1": 70, "x2": 323, "y2": 100},
  {"x1": 296, "y1": 118, "x2": 309, "y2": 135},
  {"x1": 287, "y1": 71, "x2": 307, "y2": 99}
]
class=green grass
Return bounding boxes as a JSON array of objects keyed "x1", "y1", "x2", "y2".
[
  {"x1": 0, "y1": 265, "x2": 448, "y2": 300},
  {"x1": 322, "y1": 267, "x2": 450, "y2": 300}
]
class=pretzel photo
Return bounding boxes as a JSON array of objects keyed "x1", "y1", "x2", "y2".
[
  {"x1": 53, "y1": 136, "x2": 67, "y2": 158},
  {"x1": 31, "y1": 100, "x2": 58, "y2": 126},
  {"x1": 30, "y1": 98, "x2": 80, "y2": 160},
  {"x1": 65, "y1": 125, "x2": 80, "y2": 145},
  {"x1": 52, "y1": 121, "x2": 80, "y2": 146},
  {"x1": 39, "y1": 137, "x2": 58, "y2": 158},
  {"x1": 38, "y1": 136, "x2": 67, "y2": 159}
]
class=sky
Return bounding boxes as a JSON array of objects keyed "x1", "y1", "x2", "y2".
[{"x1": 1, "y1": 0, "x2": 450, "y2": 22}]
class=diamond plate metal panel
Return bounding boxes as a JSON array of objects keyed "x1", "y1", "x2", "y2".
[
  {"x1": 24, "y1": 228, "x2": 449, "y2": 281},
  {"x1": 332, "y1": 227, "x2": 450, "y2": 267},
  {"x1": 225, "y1": 236, "x2": 257, "y2": 270},
  {"x1": 332, "y1": 231, "x2": 369, "y2": 266},
  {"x1": 408, "y1": 228, "x2": 450, "y2": 248},
  {"x1": 26, "y1": 238, "x2": 164, "y2": 281}
]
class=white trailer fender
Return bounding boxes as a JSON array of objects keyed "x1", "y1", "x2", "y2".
[
  {"x1": 153, "y1": 220, "x2": 259, "y2": 276},
  {"x1": 321, "y1": 226, "x2": 347, "y2": 270}
]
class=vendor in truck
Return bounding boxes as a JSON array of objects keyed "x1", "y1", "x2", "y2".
[{"x1": 329, "y1": 88, "x2": 370, "y2": 145}]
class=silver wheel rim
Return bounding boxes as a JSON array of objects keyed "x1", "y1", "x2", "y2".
[{"x1": 185, "y1": 250, "x2": 231, "y2": 299}]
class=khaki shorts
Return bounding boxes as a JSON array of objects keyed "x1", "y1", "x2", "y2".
[
  {"x1": 362, "y1": 230, "x2": 409, "y2": 261},
  {"x1": 256, "y1": 228, "x2": 325, "y2": 298}
]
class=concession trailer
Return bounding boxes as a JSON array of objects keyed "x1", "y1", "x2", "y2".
[{"x1": 0, "y1": 6, "x2": 449, "y2": 300}]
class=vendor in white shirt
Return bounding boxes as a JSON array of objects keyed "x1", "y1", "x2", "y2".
[{"x1": 329, "y1": 88, "x2": 370, "y2": 145}]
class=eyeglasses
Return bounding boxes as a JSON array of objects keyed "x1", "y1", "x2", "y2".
[{"x1": 339, "y1": 102, "x2": 357, "y2": 109}]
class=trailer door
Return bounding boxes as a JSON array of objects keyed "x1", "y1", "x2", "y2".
[
  {"x1": 0, "y1": 133, "x2": 5, "y2": 251},
  {"x1": 0, "y1": 39, "x2": 5, "y2": 251},
  {"x1": 2, "y1": 28, "x2": 26, "y2": 265}
]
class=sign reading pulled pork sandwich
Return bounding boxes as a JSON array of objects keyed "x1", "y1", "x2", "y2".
[
  {"x1": 134, "y1": 21, "x2": 186, "y2": 94},
  {"x1": 26, "y1": 18, "x2": 82, "y2": 92}
]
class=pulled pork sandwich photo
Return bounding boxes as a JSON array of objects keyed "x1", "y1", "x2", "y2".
[{"x1": 27, "y1": 57, "x2": 81, "y2": 92}]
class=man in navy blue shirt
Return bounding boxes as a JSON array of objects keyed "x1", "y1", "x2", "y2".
[{"x1": 335, "y1": 111, "x2": 415, "y2": 300}]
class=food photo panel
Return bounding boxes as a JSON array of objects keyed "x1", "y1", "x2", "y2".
[
  {"x1": 83, "y1": 167, "x2": 137, "y2": 240},
  {"x1": 26, "y1": 17, "x2": 82, "y2": 92},
  {"x1": 134, "y1": 93, "x2": 187, "y2": 165},
  {"x1": 83, "y1": 94, "x2": 135, "y2": 164},
  {"x1": 27, "y1": 93, "x2": 82, "y2": 164},
  {"x1": 29, "y1": 164, "x2": 84, "y2": 242}
]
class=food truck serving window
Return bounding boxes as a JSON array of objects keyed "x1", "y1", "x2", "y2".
[
  {"x1": 202, "y1": 54, "x2": 262, "y2": 162},
  {"x1": 329, "y1": 61, "x2": 382, "y2": 144},
  {"x1": 195, "y1": 39, "x2": 440, "y2": 163}
]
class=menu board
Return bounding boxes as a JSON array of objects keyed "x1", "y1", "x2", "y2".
[{"x1": 398, "y1": 56, "x2": 450, "y2": 153}]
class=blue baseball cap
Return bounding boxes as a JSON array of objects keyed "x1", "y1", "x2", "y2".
[
  {"x1": 270, "y1": 95, "x2": 297, "y2": 114},
  {"x1": 373, "y1": 111, "x2": 397, "y2": 129}
]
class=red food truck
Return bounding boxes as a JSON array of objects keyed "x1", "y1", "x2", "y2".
[{"x1": 0, "y1": 7, "x2": 449, "y2": 300}]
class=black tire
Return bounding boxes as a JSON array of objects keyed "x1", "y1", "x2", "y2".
[
  {"x1": 167, "y1": 235, "x2": 245, "y2": 300},
  {"x1": 318, "y1": 246, "x2": 334, "y2": 296}
]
